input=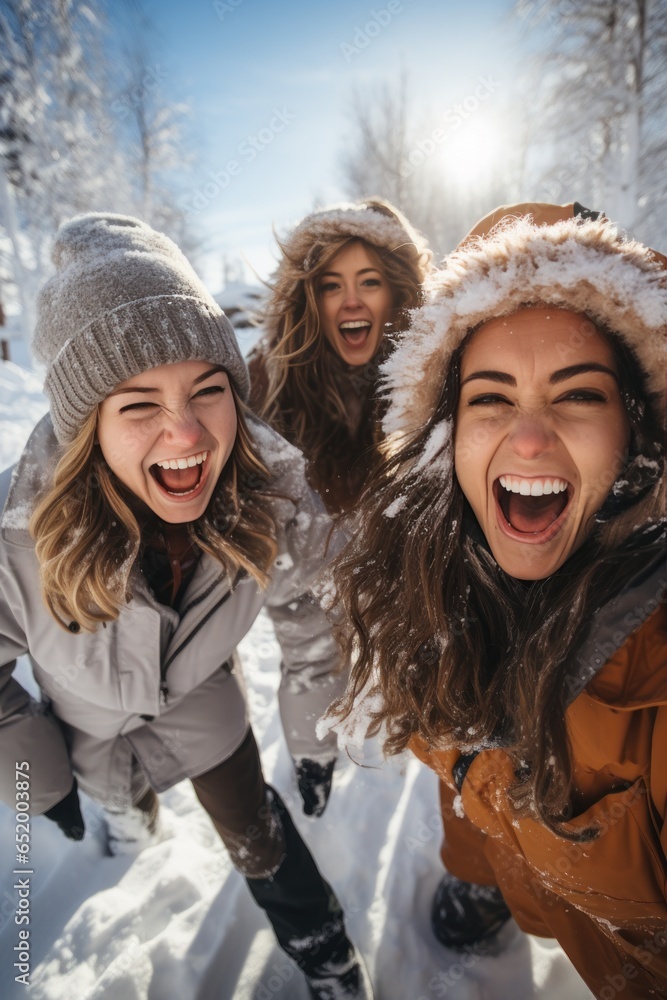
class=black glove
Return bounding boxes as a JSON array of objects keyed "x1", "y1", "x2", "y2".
[
  {"x1": 44, "y1": 778, "x2": 85, "y2": 841},
  {"x1": 295, "y1": 757, "x2": 335, "y2": 817}
]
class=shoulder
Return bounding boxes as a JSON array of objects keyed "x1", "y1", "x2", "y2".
[
  {"x1": 0, "y1": 465, "x2": 13, "y2": 514},
  {"x1": 1, "y1": 414, "x2": 59, "y2": 547},
  {"x1": 572, "y1": 552, "x2": 667, "y2": 706},
  {"x1": 247, "y1": 413, "x2": 309, "y2": 498},
  {"x1": 247, "y1": 414, "x2": 333, "y2": 546}
]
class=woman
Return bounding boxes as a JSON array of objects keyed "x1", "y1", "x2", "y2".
[
  {"x1": 0, "y1": 213, "x2": 372, "y2": 999},
  {"x1": 330, "y1": 203, "x2": 666, "y2": 998},
  {"x1": 250, "y1": 198, "x2": 432, "y2": 512}
]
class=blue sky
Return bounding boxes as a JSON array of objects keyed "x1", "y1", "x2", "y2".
[{"x1": 130, "y1": 0, "x2": 517, "y2": 289}]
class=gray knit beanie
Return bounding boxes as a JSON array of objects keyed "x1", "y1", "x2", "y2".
[{"x1": 34, "y1": 212, "x2": 250, "y2": 443}]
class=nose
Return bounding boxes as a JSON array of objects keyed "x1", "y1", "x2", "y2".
[
  {"x1": 507, "y1": 414, "x2": 557, "y2": 460},
  {"x1": 162, "y1": 405, "x2": 203, "y2": 448},
  {"x1": 342, "y1": 283, "x2": 363, "y2": 309}
]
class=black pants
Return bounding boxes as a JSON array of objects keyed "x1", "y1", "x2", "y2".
[
  {"x1": 192, "y1": 726, "x2": 285, "y2": 878},
  {"x1": 191, "y1": 727, "x2": 351, "y2": 974}
]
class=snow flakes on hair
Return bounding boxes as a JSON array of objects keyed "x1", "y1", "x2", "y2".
[{"x1": 382, "y1": 213, "x2": 667, "y2": 451}]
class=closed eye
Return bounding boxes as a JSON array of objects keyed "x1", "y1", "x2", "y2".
[
  {"x1": 118, "y1": 401, "x2": 158, "y2": 414},
  {"x1": 554, "y1": 389, "x2": 607, "y2": 403},
  {"x1": 194, "y1": 384, "x2": 226, "y2": 398},
  {"x1": 467, "y1": 393, "x2": 512, "y2": 407}
]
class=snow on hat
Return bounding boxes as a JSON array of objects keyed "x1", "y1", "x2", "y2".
[
  {"x1": 382, "y1": 202, "x2": 667, "y2": 451},
  {"x1": 275, "y1": 198, "x2": 431, "y2": 277},
  {"x1": 34, "y1": 212, "x2": 250, "y2": 443}
]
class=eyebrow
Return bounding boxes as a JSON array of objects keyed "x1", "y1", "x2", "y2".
[
  {"x1": 110, "y1": 365, "x2": 226, "y2": 396},
  {"x1": 460, "y1": 363, "x2": 619, "y2": 387},
  {"x1": 320, "y1": 267, "x2": 381, "y2": 278}
]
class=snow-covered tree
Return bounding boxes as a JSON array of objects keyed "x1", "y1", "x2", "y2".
[
  {"x1": 112, "y1": 36, "x2": 194, "y2": 251},
  {"x1": 0, "y1": 0, "x2": 194, "y2": 351},
  {"x1": 0, "y1": 0, "x2": 133, "y2": 340},
  {"x1": 516, "y1": 0, "x2": 667, "y2": 244}
]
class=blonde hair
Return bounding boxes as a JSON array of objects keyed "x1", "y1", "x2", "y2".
[{"x1": 30, "y1": 390, "x2": 278, "y2": 631}]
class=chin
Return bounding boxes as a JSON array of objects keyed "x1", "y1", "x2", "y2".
[{"x1": 492, "y1": 544, "x2": 573, "y2": 581}]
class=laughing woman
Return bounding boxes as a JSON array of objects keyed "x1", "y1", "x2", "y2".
[
  {"x1": 250, "y1": 199, "x2": 432, "y2": 513},
  {"x1": 331, "y1": 204, "x2": 666, "y2": 998},
  {"x1": 0, "y1": 214, "x2": 372, "y2": 999}
]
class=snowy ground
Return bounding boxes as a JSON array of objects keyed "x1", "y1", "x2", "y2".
[{"x1": 0, "y1": 359, "x2": 593, "y2": 999}]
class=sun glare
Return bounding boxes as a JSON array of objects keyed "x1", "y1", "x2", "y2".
[{"x1": 441, "y1": 119, "x2": 506, "y2": 188}]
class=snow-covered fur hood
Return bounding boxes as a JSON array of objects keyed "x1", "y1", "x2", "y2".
[
  {"x1": 284, "y1": 201, "x2": 429, "y2": 269},
  {"x1": 382, "y1": 212, "x2": 667, "y2": 448}
]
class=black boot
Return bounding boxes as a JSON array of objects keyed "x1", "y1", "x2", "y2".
[
  {"x1": 245, "y1": 787, "x2": 373, "y2": 999},
  {"x1": 431, "y1": 873, "x2": 512, "y2": 951}
]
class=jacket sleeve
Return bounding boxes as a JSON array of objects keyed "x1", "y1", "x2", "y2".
[
  {"x1": 265, "y1": 484, "x2": 346, "y2": 764},
  {"x1": 0, "y1": 563, "x2": 74, "y2": 814}
]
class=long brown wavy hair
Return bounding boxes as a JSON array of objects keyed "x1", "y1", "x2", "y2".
[
  {"x1": 254, "y1": 199, "x2": 432, "y2": 504},
  {"x1": 331, "y1": 328, "x2": 664, "y2": 839},
  {"x1": 30, "y1": 387, "x2": 278, "y2": 632}
]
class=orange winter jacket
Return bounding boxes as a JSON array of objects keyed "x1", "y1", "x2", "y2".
[{"x1": 411, "y1": 557, "x2": 667, "y2": 999}]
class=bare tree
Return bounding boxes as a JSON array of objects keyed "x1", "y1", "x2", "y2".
[
  {"x1": 515, "y1": 0, "x2": 667, "y2": 244},
  {"x1": 114, "y1": 37, "x2": 193, "y2": 249},
  {"x1": 338, "y1": 72, "x2": 530, "y2": 256}
]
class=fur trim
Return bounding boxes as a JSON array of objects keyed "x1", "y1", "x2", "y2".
[
  {"x1": 382, "y1": 214, "x2": 667, "y2": 448},
  {"x1": 288, "y1": 203, "x2": 425, "y2": 266}
]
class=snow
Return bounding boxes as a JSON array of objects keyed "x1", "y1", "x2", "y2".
[
  {"x1": 0, "y1": 361, "x2": 49, "y2": 470},
  {"x1": 0, "y1": 363, "x2": 593, "y2": 999}
]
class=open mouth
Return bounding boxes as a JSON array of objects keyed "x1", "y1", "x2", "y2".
[
  {"x1": 149, "y1": 450, "x2": 209, "y2": 498},
  {"x1": 494, "y1": 475, "x2": 573, "y2": 542},
  {"x1": 339, "y1": 320, "x2": 372, "y2": 347}
]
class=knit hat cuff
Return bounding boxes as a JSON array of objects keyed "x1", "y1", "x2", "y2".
[{"x1": 44, "y1": 295, "x2": 250, "y2": 443}]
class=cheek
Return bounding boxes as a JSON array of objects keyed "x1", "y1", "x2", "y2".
[
  {"x1": 453, "y1": 422, "x2": 486, "y2": 508},
  {"x1": 224, "y1": 407, "x2": 238, "y2": 450},
  {"x1": 97, "y1": 416, "x2": 147, "y2": 479},
  {"x1": 577, "y1": 413, "x2": 630, "y2": 498},
  {"x1": 317, "y1": 298, "x2": 335, "y2": 333}
]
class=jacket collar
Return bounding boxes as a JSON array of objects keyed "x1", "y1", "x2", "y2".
[{"x1": 565, "y1": 548, "x2": 666, "y2": 705}]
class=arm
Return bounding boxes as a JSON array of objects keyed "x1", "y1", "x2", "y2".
[
  {"x1": 0, "y1": 565, "x2": 75, "y2": 814},
  {"x1": 266, "y1": 483, "x2": 347, "y2": 812}
]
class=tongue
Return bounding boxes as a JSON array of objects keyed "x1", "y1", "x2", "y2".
[
  {"x1": 506, "y1": 492, "x2": 567, "y2": 533},
  {"x1": 154, "y1": 465, "x2": 200, "y2": 494},
  {"x1": 341, "y1": 326, "x2": 370, "y2": 345}
]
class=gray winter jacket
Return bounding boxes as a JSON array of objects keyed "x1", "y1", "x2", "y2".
[{"x1": 0, "y1": 414, "x2": 343, "y2": 812}]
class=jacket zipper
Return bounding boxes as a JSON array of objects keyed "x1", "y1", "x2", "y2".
[{"x1": 159, "y1": 571, "x2": 243, "y2": 704}]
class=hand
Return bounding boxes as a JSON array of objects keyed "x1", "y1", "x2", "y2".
[
  {"x1": 44, "y1": 778, "x2": 85, "y2": 841},
  {"x1": 295, "y1": 757, "x2": 335, "y2": 817}
]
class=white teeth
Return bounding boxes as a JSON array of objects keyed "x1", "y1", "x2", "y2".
[
  {"x1": 498, "y1": 476, "x2": 569, "y2": 496},
  {"x1": 340, "y1": 320, "x2": 371, "y2": 329},
  {"x1": 156, "y1": 451, "x2": 208, "y2": 469}
]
